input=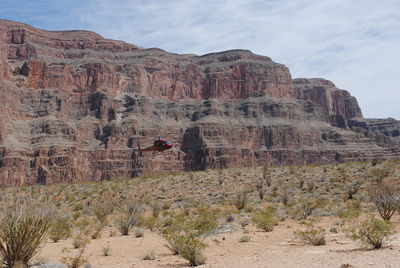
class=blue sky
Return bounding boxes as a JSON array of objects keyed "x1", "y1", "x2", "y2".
[{"x1": 1, "y1": 0, "x2": 399, "y2": 119}]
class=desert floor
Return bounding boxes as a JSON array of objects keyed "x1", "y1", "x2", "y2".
[{"x1": 36, "y1": 215, "x2": 400, "y2": 268}]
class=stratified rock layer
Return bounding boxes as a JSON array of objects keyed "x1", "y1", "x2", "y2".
[{"x1": 0, "y1": 20, "x2": 399, "y2": 186}]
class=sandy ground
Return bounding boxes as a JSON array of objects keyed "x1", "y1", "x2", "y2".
[{"x1": 35, "y1": 216, "x2": 400, "y2": 268}]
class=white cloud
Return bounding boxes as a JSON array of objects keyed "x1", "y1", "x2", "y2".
[{"x1": 3, "y1": 0, "x2": 400, "y2": 118}]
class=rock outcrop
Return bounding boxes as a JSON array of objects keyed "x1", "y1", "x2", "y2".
[
  {"x1": 293, "y1": 78, "x2": 363, "y2": 128},
  {"x1": 0, "y1": 19, "x2": 399, "y2": 186}
]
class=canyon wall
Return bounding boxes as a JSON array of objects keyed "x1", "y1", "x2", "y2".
[{"x1": 0, "y1": 20, "x2": 398, "y2": 186}]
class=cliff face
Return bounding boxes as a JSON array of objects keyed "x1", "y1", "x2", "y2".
[
  {"x1": 0, "y1": 20, "x2": 399, "y2": 186},
  {"x1": 0, "y1": 20, "x2": 292, "y2": 100}
]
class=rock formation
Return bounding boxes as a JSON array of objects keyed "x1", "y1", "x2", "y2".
[{"x1": 0, "y1": 19, "x2": 399, "y2": 186}]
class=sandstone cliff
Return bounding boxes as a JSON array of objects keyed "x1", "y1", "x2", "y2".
[{"x1": 0, "y1": 19, "x2": 398, "y2": 186}]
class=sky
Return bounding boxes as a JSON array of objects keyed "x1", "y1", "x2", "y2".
[{"x1": 1, "y1": 0, "x2": 399, "y2": 119}]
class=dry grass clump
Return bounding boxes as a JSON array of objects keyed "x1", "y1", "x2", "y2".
[
  {"x1": 135, "y1": 228, "x2": 145, "y2": 238},
  {"x1": 239, "y1": 235, "x2": 251, "y2": 242},
  {"x1": 369, "y1": 167, "x2": 391, "y2": 184},
  {"x1": 61, "y1": 249, "x2": 88, "y2": 268},
  {"x1": 293, "y1": 222, "x2": 326, "y2": 246},
  {"x1": 232, "y1": 191, "x2": 249, "y2": 210},
  {"x1": 150, "y1": 203, "x2": 161, "y2": 218},
  {"x1": 142, "y1": 250, "x2": 157, "y2": 260},
  {"x1": 115, "y1": 201, "x2": 144, "y2": 235},
  {"x1": 72, "y1": 236, "x2": 90, "y2": 249},
  {"x1": 0, "y1": 201, "x2": 55, "y2": 268}
]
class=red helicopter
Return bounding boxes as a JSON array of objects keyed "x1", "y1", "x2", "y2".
[{"x1": 137, "y1": 136, "x2": 173, "y2": 156}]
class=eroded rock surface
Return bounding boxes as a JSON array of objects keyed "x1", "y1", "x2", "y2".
[{"x1": 0, "y1": 20, "x2": 399, "y2": 186}]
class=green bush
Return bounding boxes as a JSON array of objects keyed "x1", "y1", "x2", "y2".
[
  {"x1": 252, "y1": 207, "x2": 278, "y2": 232},
  {"x1": 49, "y1": 215, "x2": 73, "y2": 242},
  {"x1": 162, "y1": 207, "x2": 218, "y2": 266},
  {"x1": 165, "y1": 233, "x2": 206, "y2": 266},
  {"x1": 347, "y1": 215, "x2": 395, "y2": 249}
]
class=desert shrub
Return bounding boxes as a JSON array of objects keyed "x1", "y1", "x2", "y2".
[
  {"x1": 262, "y1": 166, "x2": 272, "y2": 187},
  {"x1": 369, "y1": 183, "x2": 400, "y2": 221},
  {"x1": 293, "y1": 197, "x2": 319, "y2": 220},
  {"x1": 271, "y1": 185, "x2": 279, "y2": 197},
  {"x1": 0, "y1": 201, "x2": 54, "y2": 268},
  {"x1": 135, "y1": 228, "x2": 145, "y2": 238},
  {"x1": 369, "y1": 168, "x2": 390, "y2": 184},
  {"x1": 102, "y1": 245, "x2": 111, "y2": 256},
  {"x1": 330, "y1": 227, "x2": 338, "y2": 233},
  {"x1": 346, "y1": 181, "x2": 362, "y2": 199},
  {"x1": 49, "y1": 215, "x2": 73, "y2": 242},
  {"x1": 143, "y1": 250, "x2": 156, "y2": 260},
  {"x1": 239, "y1": 235, "x2": 251, "y2": 242},
  {"x1": 279, "y1": 188, "x2": 289, "y2": 206},
  {"x1": 92, "y1": 202, "x2": 113, "y2": 224},
  {"x1": 346, "y1": 215, "x2": 395, "y2": 249},
  {"x1": 371, "y1": 159, "x2": 380, "y2": 166},
  {"x1": 72, "y1": 211, "x2": 82, "y2": 221},
  {"x1": 74, "y1": 216, "x2": 94, "y2": 232},
  {"x1": 252, "y1": 207, "x2": 278, "y2": 232},
  {"x1": 294, "y1": 223, "x2": 326, "y2": 246},
  {"x1": 61, "y1": 249, "x2": 88, "y2": 268},
  {"x1": 256, "y1": 181, "x2": 264, "y2": 200},
  {"x1": 150, "y1": 203, "x2": 161, "y2": 218},
  {"x1": 298, "y1": 178, "x2": 305, "y2": 189},
  {"x1": 225, "y1": 212, "x2": 235, "y2": 223},
  {"x1": 72, "y1": 235, "x2": 90, "y2": 249},
  {"x1": 232, "y1": 191, "x2": 249, "y2": 210},
  {"x1": 90, "y1": 223, "x2": 106, "y2": 239},
  {"x1": 162, "y1": 207, "x2": 218, "y2": 266},
  {"x1": 167, "y1": 232, "x2": 206, "y2": 266},
  {"x1": 306, "y1": 180, "x2": 315, "y2": 193},
  {"x1": 116, "y1": 202, "x2": 144, "y2": 235},
  {"x1": 162, "y1": 202, "x2": 171, "y2": 210},
  {"x1": 337, "y1": 200, "x2": 361, "y2": 221},
  {"x1": 143, "y1": 215, "x2": 160, "y2": 231}
]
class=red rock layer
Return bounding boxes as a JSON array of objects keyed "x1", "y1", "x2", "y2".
[{"x1": 0, "y1": 20, "x2": 293, "y2": 100}]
